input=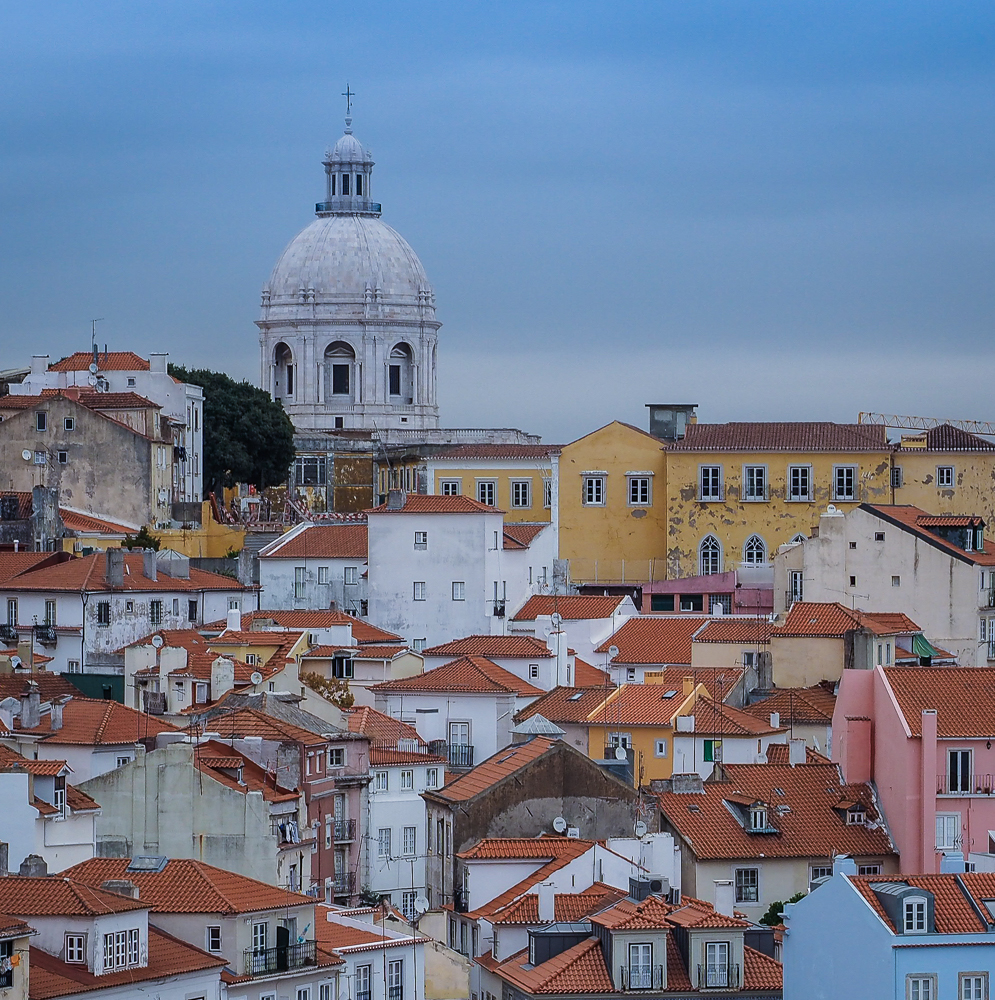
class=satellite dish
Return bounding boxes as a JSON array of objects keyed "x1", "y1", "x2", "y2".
[
  {"x1": 615, "y1": 746, "x2": 628, "y2": 761},
  {"x1": 250, "y1": 671, "x2": 263, "y2": 685},
  {"x1": 88, "y1": 362, "x2": 98, "y2": 374},
  {"x1": 414, "y1": 895, "x2": 429, "y2": 915},
  {"x1": 87, "y1": 374, "x2": 98, "y2": 386},
  {"x1": 552, "y1": 816, "x2": 567, "y2": 833},
  {"x1": 150, "y1": 635, "x2": 164, "y2": 649},
  {"x1": 634, "y1": 820, "x2": 648, "y2": 838},
  {"x1": 608, "y1": 645, "x2": 619, "y2": 661},
  {"x1": 551, "y1": 612, "x2": 563, "y2": 628},
  {"x1": 21, "y1": 450, "x2": 31, "y2": 462}
]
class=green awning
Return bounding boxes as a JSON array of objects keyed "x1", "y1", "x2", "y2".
[{"x1": 912, "y1": 633, "x2": 940, "y2": 659}]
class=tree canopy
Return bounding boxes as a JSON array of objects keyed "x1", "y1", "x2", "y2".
[{"x1": 170, "y1": 365, "x2": 295, "y2": 496}]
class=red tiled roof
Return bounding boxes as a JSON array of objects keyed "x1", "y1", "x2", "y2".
[
  {"x1": 490, "y1": 884, "x2": 627, "y2": 925},
  {"x1": 586, "y1": 683, "x2": 769, "y2": 733},
  {"x1": 744, "y1": 946, "x2": 785, "y2": 991},
  {"x1": 191, "y1": 707, "x2": 324, "y2": 745},
  {"x1": 58, "y1": 509, "x2": 133, "y2": 534},
  {"x1": 459, "y1": 836, "x2": 593, "y2": 861},
  {"x1": 204, "y1": 610, "x2": 402, "y2": 643},
  {"x1": 915, "y1": 514, "x2": 985, "y2": 527},
  {"x1": 347, "y1": 705, "x2": 421, "y2": 745},
  {"x1": 0, "y1": 551, "x2": 65, "y2": 584},
  {"x1": 367, "y1": 494, "x2": 503, "y2": 514},
  {"x1": 431, "y1": 444, "x2": 562, "y2": 460},
  {"x1": 429, "y1": 737, "x2": 558, "y2": 803},
  {"x1": 882, "y1": 668, "x2": 995, "y2": 738},
  {"x1": 693, "y1": 618, "x2": 773, "y2": 643},
  {"x1": 849, "y1": 873, "x2": 988, "y2": 934},
  {"x1": 0, "y1": 914, "x2": 32, "y2": 939},
  {"x1": 314, "y1": 909, "x2": 411, "y2": 952},
  {"x1": 48, "y1": 351, "x2": 150, "y2": 372},
  {"x1": 423, "y1": 635, "x2": 553, "y2": 659},
  {"x1": 372, "y1": 656, "x2": 542, "y2": 697},
  {"x1": 595, "y1": 617, "x2": 709, "y2": 665},
  {"x1": 777, "y1": 602, "x2": 920, "y2": 638},
  {"x1": 0, "y1": 745, "x2": 68, "y2": 775},
  {"x1": 862, "y1": 505, "x2": 995, "y2": 566},
  {"x1": 64, "y1": 856, "x2": 314, "y2": 914},
  {"x1": 0, "y1": 876, "x2": 147, "y2": 916},
  {"x1": 369, "y1": 747, "x2": 445, "y2": 765},
  {"x1": 0, "y1": 672, "x2": 77, "y2": 702},
  {"x1": 922, "y1": 424, "x2": 995, "y2": 452},
  {"x1": 497, "y1": 938, "x2": 614, "y2": 994},
  {"x1": 262, "y1": 524, "x2": 367, "y2": 559},
  {"x1": 657, "y1": 760, "x2": 894, "y2": 861},
  {"x1": 742, "y1": 682, "x2": 837, "y2": 726},
  {"x1": 193, "y1": 740, "x2": 299, "y2": 803},
  {"x1": 29, "y1": 926, "x2": 226, "y2": 999},
  {"x1": 668, "y1": 421, "x2": 889, "y2": 452},
  {"x1": 515, "y1": 686, "x2": 613, "y2": 725},
  {"x1": 574, "y1": 658, "x2": 612, "y2": 686},
  {"x1": 65, "y1": 784, "x2": 100, "y2": 813},
  {"x1": 14, "y1": 696, "x2": 177, "y2": 744},
  {"x1": 512, "y1": 595, "x2": 628, "y2": 621},
  {"x1": 503, "y1": 524, "x2": 548, "y2": 549},
  {"x1": 0, "y1": 492, "x2": 32, "y2": 519},
  {"x1": 40, "y1": 389, "x2": 160, "y2": 410},
  {"x1": 354, "y1": 644, "x2": 408, "y2": 658}
]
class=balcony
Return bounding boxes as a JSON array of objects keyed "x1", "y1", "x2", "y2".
[
  {"x1": 331, "y1": 871, "x2": 356, "y2": 896},
  {"x1": 315, "y1": 200, "x2": 381, "y2": 214},
  {"x1": 243, "y1": 940, "x2": 317, "y2": 977},
  {"x1": 388, "y1": 988, "x2": 403, "y2": 1000},
  {"x1": 989, "y1": 640, "x2": 995, "y2": 662},
  {"x1": 334, "y1": 818, "x2": 356, "y2": 842},
  {"x1": 357, "y1": 993, "x2": 371, "y2": 1000},
  {"x1": 447, "y1": 744, "x2": 474, "y2": 769},
  {"x1": 619, "y1": 966, "x2": 665, "y2": 990},
  {"x1": 985, "y1": 588, "x2": 995, "y2": 609},
  {"x1": 453, "y1": 888, "x2": 468, "y2": 913},
  {"x1": 937, "y1": 773, "x2": 995, "y2": 796},
  {"x1": 785, "y1": 590, "x2": 804, "y2": 608},
  {"x1": 699, "y1": 964, "x2": 740, "y2": 989}
]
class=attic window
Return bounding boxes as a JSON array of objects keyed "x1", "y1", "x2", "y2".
[
  {"x1": 847, "y1": 808, "x2": 866, "y2": 825},
  {"x1": 749, "y1": 805, "x2": 768, "y2": 832},
  {"x1": 774, "y1": 787, "x2": 785, "y2": 796},
  {"x1": 567, "y1": 692, "x2": 585, "y2": 701},
  {"x1": 662, "y1": 689, "x2": 678, "y2": 699},
  {"x1": 687, "y1": 803, "x2": 700, "y2": 813}
]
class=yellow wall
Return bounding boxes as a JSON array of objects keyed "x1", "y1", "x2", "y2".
[
  {"x1": 425, "y1": 461, "x2": 555, "y2": 524},
  {"x1": 893, "y1": 444, "x2": 995, "y2": 526},
  {"x1": 585, "y1": 722, "x2": 676, "y2": 784},
  {"x1": 769, "y1": 635, "x2": 844, "y2": 687},
  {"x1": 690, "y1": 641, "x2": 766, "y2": 670},
  {"x1": 559, "y1": 422, "x2": 668, "y2": 584},
  {"x1": 664, "y1": 450, "x2": 893, "y2": 578}
]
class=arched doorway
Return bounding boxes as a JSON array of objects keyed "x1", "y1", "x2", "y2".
[
  {"x1": 324, "y1": 341, "x2": 356, "y2": 401},
  {"x1": 274, "y1": 343, "x2": 294, "y2": 400}
]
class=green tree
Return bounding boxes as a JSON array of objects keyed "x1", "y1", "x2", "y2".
[
  {"x1": 300, "y1": 670, "x2": 355, "y2": 710},
  {"x1": 169, "y1": 365, "x2": 295, "y2": 496},
  {"x1": 759, "y1": 891, "x2": 807, "y2": 926},
  {"x1": 122, "y1": 526, "x2": 160, "y2": 550}
]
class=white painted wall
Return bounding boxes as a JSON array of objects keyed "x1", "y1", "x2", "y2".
[
  {"x1": 259, "y1": 552, "x2": 368, "y2": 613},
  {"x1": 671, "y1": 731, "x2": 787, "y2": 779}
]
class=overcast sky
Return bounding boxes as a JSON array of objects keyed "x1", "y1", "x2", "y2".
[{"x1": 2, "y1": 2, "x2": 993, "y2": 442}]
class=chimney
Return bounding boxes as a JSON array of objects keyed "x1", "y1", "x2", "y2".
[
  {"x1": 106, "y1": 548, "x2": 125, "y2": 588},
  {"x1": 211, "y1": 655, "x2": 235, "y2": 700},
  {"x1": 940, "y1": 852, "x2": 966, "y2": 873},
  {"x1": 149, "y1": 352, "x2": 168, "y2": 374},
  {"x1": 101, "y1": 879, "x2": 139, "y2": 898},
  {"x1": 682, "y1": 675, "x2": 694, "y2": 697},
  {"x1": 670, "y1": 772, "x2": 704, "y2": 795},
  {"x1": 788, "y1": 739, "x2": 806, "y2": 766},
  {"x1": 30, "y1": 355, "x2": 50, "y2": 375},
  {"x1": 20, "y1": 683, "x2": 41, "y2": 729},
  {"x1": 386, "y1": 489, "x2": 406, "y2": 510},
  {"x1": 226, "y1": 607, "x2": 242, "y2": 634},
  {"x1": 833, "y1": 855, "x2": 857, "y2": 877},
  {"x1": 50, "y1": 699, "x2": 65, "y2": 731},
  {"x1": 769, "y1": 712, "x2": 780, "y2": 729},
  {"x1": 142, "y1": 549, "x2": 157, "y2": 582},
  {"x1": 713, "y1": 879, "x2": 734, "y2": 917},
  {"x1": 16, "y1": 641, "x2": 33, "y2": 671},
  {"x1": 536, "y1": 881, "x2": 555, "y2": 923},
  {"x1": 18, "y1": 854, "x2": 47, "y2": 877}
]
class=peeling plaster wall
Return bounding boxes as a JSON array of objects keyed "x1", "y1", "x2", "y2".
[{"x1": 896, "y1": 448, "x2": 995, "y2": 527}]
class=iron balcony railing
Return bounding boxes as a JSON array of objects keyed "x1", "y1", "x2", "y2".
[
  {"x1": 388, "y1": 988, "x2": 403, "y2": 1000},
  {"x1": 743, "y1": 486, "x2": 770, "y2": 502},
  {"x1": 331, "y1": 871, "x2": 356, "y2": 896},
  {"x1": 316, "y1": 200, "x2": 381, "y2": 214},
  {"x1": 937, "y1": 773, "x2": 995, "y2": 795},
  {"x1": 447, "y1": 744, "x2": 474, "y2": 769},
  {"x1": 989, "y1": 640, "x2": 995, "y2": 661},
  {"x1": 334, "y1": 818, "x2": 356, "y2": 842},
  {"x1": 785, "y1": 590, "x2": 804, "y2": 607},
  {"x1": 619, "y1": 966, "x2": 665, "y2": 990},
  {"x1": 986, "y1": 587, "x2": 995, "y2": 609},
  {"x1": 356, "y1": 992, "x2": 371, "y2": 1000},
  {"x1": 243, "y1": 940, "x2": 317, "y2": 977},
  {"x1": 699, "y1": 964, "x2": 740, "y2": 989}
]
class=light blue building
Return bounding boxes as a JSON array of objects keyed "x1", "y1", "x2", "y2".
[{"x1": 782, "y1": 856, "x2": 995, "y2": 1000}]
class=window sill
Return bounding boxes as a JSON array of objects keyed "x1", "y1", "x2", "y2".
[
  {"x1": 741, "y1": 497, "x2": 769, "y2": 503},
  {"x1": 785, "y1": 497, "x2": 813, "y2": 503},
  {"x1": 697, "y1": 497, "x2": 725, "y2": 503}
]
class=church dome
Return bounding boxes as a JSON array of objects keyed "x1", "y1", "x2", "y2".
[{"x1": 329, "y1": 131, "x2": 371, "y2": 164}]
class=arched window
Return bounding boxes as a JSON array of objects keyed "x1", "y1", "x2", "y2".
[
  {"x1": 790, "y1": 533, "x2": 806, "y2": 544},
  {"x1": 341, "y1": 174, "x2": 350, "y2": 195},
  {"x1": 743, "y1": 535, "x2": 767, "y2": 567},
  {"x1": 274, "y1": 342, "x2": 293, "y2": 398},
  {"x1": 699, "y1": 535, "x2": 721, "y2": 576},
  {"x1": 389, "y1": 343, "x2": 414, "y2": 403},
  {"x1": 325, "y1": 342, "x2": 356, "y2": 397}
]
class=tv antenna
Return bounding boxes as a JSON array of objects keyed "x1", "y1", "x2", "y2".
[{"x1": 90, "y1": 318, "x2": 104, "y2": 349}]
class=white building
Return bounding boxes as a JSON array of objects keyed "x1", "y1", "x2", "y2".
[
  {"x1": 15, "y1": 350, "x2": 204, "y2": 503},
  {"x1": 258, "y1": 111, "x2": 439, "y2": 433},
  {"x1": 258, "y1": 522, "x2": 368, "y2": 613},
  {"x1": 773, "y1": 503, "x2": 995, "y2": 666},
  {"x1": 508, "y1": 594, "x2": 639, "y2": 661},
  {"x1": 367, "y1": 493, "x2": 554, "y2": 649}
]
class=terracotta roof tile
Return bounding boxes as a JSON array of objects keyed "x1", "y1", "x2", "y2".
[
  {"x1": 0, "y1": 672, "x2": 78, "y2": 702},
  {"x1": 369, "y1": 748, "x2": 446, "y2": 766},
  {"x1": 431, "y1": 444, "x2": 562, "y2": 460},
  {"x1": 0, "y1": 745, "x2": 68, "y2": 775},
  {"x1": 503, "y1": 524, "x2": 548, "y2": 549},
  {"x1": 849, "y1": 873, "x2": 987, "y2": 934},
  {"x1": 0, "y1": 551, "x2": 65, "y2": 584},
  {"x1": 459, "y1": 836, "x2": 593, "y2": 861},
  {"x1": 48, "y1": 351, "x2": 150, "y2": 372},
  {"x1": 862, "y1": 505, "x2": 995, "y2": 566},
  {"x1": 490, "y1": 884, "x2": 627, "y2": 925},
  {"x1": 595, "y1": 617, "x2": 710, "y2": 665},
  {"x1": 64, "y1": 856, "x2": 314, "y2": 914},
  {"x1": 203, "y1": 610, "x2": 402, "y2": 643},
  {"x1": 922, "y1": 424, "x2": 995, "y2": 452},
  {"x1": 193, "y1": 741, "x2": 299, "y2": 803},
  {"x1": 0, "y1": 914, "x2": 32, "y2": 939},
  {"x1": 777, "y1": 602, "x2": 920, "y2": 638},
  {"x1": 368, "y1": 494, "x2": 503, "y2": 514},
  {"x1": 58, "y1": 509, "x2": 133, "y2": 534},
  {"x1": 744, "y1": 945, "x2": 784, "y2": 990},
  {"x1": 429, "y1": 737, "x2": 558, "y2": 803},
  {"x1": 423, "y1": 635, "x2": 553, "y2": 659},
  {"x1": 669, "y1": 421, "x2": 889, "y2": 452},
  {"x1": 516, "y1": 686, "x2": 614, "y2": 725},
  {"x1": 574, "y1": 658, "x2": 612, "y2": 687},
  {"x1": 191, "y1": 707, "x2": 324, "y2": 745},
  {"x1": 586, "y1": 678, "x2": 748, "y2": 729},
  {"x1": 0, "y1": 876, "x2": 147, "y2": 916},
  {"x1": 497, "y1": 938, "x2": 614, "y2": 995},
  {"x1": 512, "y1": 595, "x2": 628, "y2": 621},
  {"x1": 742, "y1": 682, "x2": 837, "y2": 726},
  {"x1": 347, "y1": 706, "x2": 422, "y2": 745},
  {"x1": 657, "y1": 760, "x2": 894, "y2": 861},
  {"x1": 42, "y1": 389, "x2": 160, "y2": 410},
  {"x1": 373, "y1": 655, "x2": 541, "y2": 697},
  {"x1": 65, "y1": 784, "x2": 100, "y2": 812},
  {"x1": 882, "y1": 668, "x2": 995, "y2": 738},
  {"x1": 14, "y1": 696, "x2": 177, "y2": 745},
  {"x1": 261, "y1": 524, "x2": 367, "y2": 559},
  {"x1": 693, "y1": 618, "x2": 773, "y2": 643}
]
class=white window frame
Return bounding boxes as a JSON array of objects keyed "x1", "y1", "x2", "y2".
[
  {"x1": 937, "y1": 466, "x2": 955, "y2": 488},
  {"x1": 414, "y1": 531, "x2": 428, "y2": 550},
  {"x1": 375, "y1": 770, "x2": 388, "y2": 792},
  {"x1": 206, "y1": 925, "x2": 222, "y2": 953},
  {"x1": 810, "y1": 865, "x2": 833, "y2": 881},
  {"x1": 608, "y1": 732, "x2": 632, "y2": 749},
  {"x1": 452, "y1": 581, "x2": 465, "y2": 601},
  {"x1": 705, "y1": 940, "x2": 730, "y2": 988},
  {"x1": 400, "y1": 769, "x2": 413, "y2": 790},
  {"x1": 510, "y1": 479, "x2": 532, "y2": 508},
  {"x1": 413, "y1": 581, "x2": 426, "y2": 601},
  {"x1": 734, "y1": 866, "x2": 759, "y2": 903},
  {"x1": 787, "y1": 464, "x2": 813, "y2": 501},
  {"x1": 65, "y1": 933, "x2": 86, "y2": 963},
  {"x1": 742, "y1": 464, "x2": 768, "y2": 502},
  {"x1": 698, "y1": 465, "x2": 723, "y2": 501},
  {"x1": 904, "y1": 896, "x2": 928, "y2": 933},
  {"x1": 743, "y1": 534, "x2": 767, "y2": 567},
  {"x1": 582, "y1": 475, "x2": 606, "y2": 506},
  {"x1": 833, "y1": 465, "x2": 858, "y2": 501},
  {"x1": 476, "y1": 480, "x2": 497, "y2": 506},
  {"x1": 294, "y1": 566, "x2": 306, "y2": 600},
  {"x1": 426, "y1": 767, "x2": 439, "y2": 788},
  {"x1": 344, "y1": 566, "x2": 358, "y2": 586},
  {"x1": 936, "y1": 812, "x2": 961, "y2": 850},
  {"x1": 907, "y1": 975, "x2": 936, "y2": 1000},
  {"x1": 543, "y1": 478, "x2": 552, "y2": 508},
  {"x1": 628, "y1": 942, "x2": 652, "y2": 989},
  {"x1": 627, "y1": 475, "x2": 651, "y2": 507},
  {"x1": 699, "y1": 535, "x2": 722, "y2": 576},
  {"x1": 654, "y1": 739, "x2": 668, "y2": 758},
  {"x1": 959, "y1": 973, "x2": 988, "y2": 1000},
  {"x1": 403, "y1": 826, "x2": 417, "y2": 855},
  {"x1": 948, "y1": 748, "x2": 973, "y2": 793},
  {"x1": 317, "y1": 566, "x2": 329, "y2": 585},
  {"x1": 440, "y1": 479, "x2": 461, "y2": 495},
  {"x1": 858, "y1": 864, "x2": 882, "y2": 876},
  {"x1": 378, "y1": 827, "x2": 392, "y2": 857}
]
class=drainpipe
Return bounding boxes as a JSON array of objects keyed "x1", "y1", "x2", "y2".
[{"x1": 921, "y1": 710, "x2": 938, "y2": 873}]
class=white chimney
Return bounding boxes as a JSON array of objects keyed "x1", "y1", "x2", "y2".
[
  {"x1": 30, "y1": 355, "x2": 50, "y2": 374},
  {"x1": 789, "y1": 738, "x2": 806, "y2": 766},
  {"x1": 149, "y1": 352, "x2": 168, "y2": 373},
  {"x1": 769, "y1": 711, "x2": 780, "y2": 729},
  {"x1": 226, "y1": 608, "x2": 242, "y2": 633},
  {"x1": 833, "y1": 855, "x2": 857, "y2": 877},
  {"x1": 536, "y1": 881, "x2": 555, "y2": 923},
  {"x1": 713, "y1": 880, "x2": 734, "y2": 917}
]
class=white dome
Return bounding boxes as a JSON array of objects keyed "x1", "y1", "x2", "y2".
[
  {"x1": 329, "y1": 131, "x2": 371, "y2": 164},
  {"x1": 265, "y1": 214, "x2": 431, "y2": 305}
]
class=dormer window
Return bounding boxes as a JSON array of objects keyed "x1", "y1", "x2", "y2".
[
  {"x1": 846, "y1": 807, "x2": 866, "y2": 826},
  {"x1": 904, "y1": 896, "x2": 928, "y2": 933},
  {"x1": 749, "y1": 804, "x2": 768, "y2": 832}
]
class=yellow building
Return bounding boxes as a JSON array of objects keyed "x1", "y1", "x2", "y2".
[
  {"x1": 558, "y1": 421, "x2": 668, "y2": 584},
  {"x1": 664, "y1": 422, "x2": 893, "y2": 579},
  {"x1": 421, "y1": 444, "x2": 560, "y2": 524}
]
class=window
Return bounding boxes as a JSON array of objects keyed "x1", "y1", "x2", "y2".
[
  {"x1": 66, "y1": 660, "x2": 80, "y2": 673},
  {"x1": 833, "y1": 465, "x2": 858, "y2": 501},
  {"x1": 960, "y1": 974, "x2": 988, "y2": 1000},
  {"x1": 811, "y1": 865, "x2": 833, "y2": 881},
  {"x1": 948, "y1": 749, "x2": 972, "y2": 793},
  {"x1": 317, "y1": 566, "x2": 329, "y2": 585},
  {"x1": 413, "y1": 581, "x2": 426, "y2": 601},
  {"x1": 735, "y1": 867, "x2": 759, "y2": 903},
  {"x1": 858, "y1": 864, "x2": 881, "y2": 876},
  {"x1": 875, "y1": 531, "x2": 886, "y2": 542},
  {"x1": 64, "y1": 416, "x2": 75, "y2": 431},
  {"x1": 331, "y1": 362, "x2": 351, "y2": 395},
  {"x1": 426, "y1": 767, "x2": 439, "y2": 788},
  {"x1": 44, "y1": 600, "x2": 57, "y2": 626},
  {"x1": 36, "y1": 411, "x2": 47, "y2": 431},
  {"x1": 703, "y1": 739, "x2": 723, "y2": 763},
  {"x1": 375, "y1": 770, "x2": 388, "y2": 792},
  {"x1": 476, "y1": 480, "x2": 496, "y2": 506},
  {"x1": 849, "y1": 575, "x2": 856, "y2": 587},
  {"x1": 654, "y1": 739, "x2": 668, "y2": 758},
  {"x1": 582, "y1": 475, "x2": 605, "y2": 505},
  {"x1": 96, "y1": 600, "x2": 110, "y2": 627},
  {"x1": 412, "y1": 637, "x2": 426, "y2": 652},
  {"x1": 356, "y1": 964, "x2": 372, "y2": 1000},
  {"x1": 937, "y1": 466, "x2": 955, "y2": 488},
  {"x1": 294, "y1": 456, "x2": 327, "y2": 486},
  {"x1": 543, "y1": 478, "x2": 552, "y2": 508},
  {"x1": 788, "y1": 570, "x2": 804, "y2": 603},
  {"x1": 936, "y1": 813, "x2": 961, "y2": 849},
  {"x1": 57, "y1": 450, "x2": 68, "y2": 464},
  {"x1": 628, "y1": 943, "x2": 652, "y2": 989},
  {"x1": 126, "y1": 377, "x2": 136, "y2": 387},
  {"x1": 294, "y1": 566, "x2": 306, "y2": 600},
  {"x1": 440, "y1": 479, "x2": 461, "y2": 496},
  {"x1": 847, "y1": 808, "x2": 866, "y2": 825},
  {"x1": 743, "y1": 465, "x2": 767, "y2": 501},
  {"x1": 529, "y1": 662, "x2": 540, "y2": 679},
  {"x1": 628, "y1": 476, "x2": 651, "y2": 506},
  {"x1": 451, "y1": 581, "x2": 465, "y2": 601},
  {"x1": 206, "y1": 925, "x2": 222, "y2": 953},
  {"x1": 651, "y1": 594, "x2": 674, "y2": 611},
  {"x1": 343, "y1": 566, "x2": 358, "y2": 586},
  {"x1": 400, "y1": 889, "x2": 418, "y2": 920},
  {"x1": 511, "y1": 480, "x2": 532, "y2": 508},
  {"x1": 400, "y1": 769, "x2": 414, "y2": 790},
  {"x1": 699, "y1": 535, "x2": 721, "y2": 575},
  {"x1": 788, "y1": 465, "x2": 812, "y2": 501},
  {"x1": 388, "y1": 959, "x2": 403, "y2": 1000},
  {"x1": 319, "y1": 986, "x2": 333, "y2": 1000},
  {"x1": 626, "y1": 667, "x2": 637, "y2": 682},
  {"x1": 680, "y1": 594, "x2": 702, "y2": 611},
  {"x1": 171, "y1": 598, "x2": 179, "y2": 616},
  {"x1": 116, "y1": 755, "x2": 131, "y2": 768},
  {"x1": 608, "y1": 732, "x2": 632, "y2": 750},
  {"x1": 378, "y1": 827, "x2": 392, "y2": 857},
  {"x1": 149, "y1": 600, "x2": 162, "y2": 626},
  {"x1": 743, "y1": 534, "x2": 767, "y2": 567},
  {"x1": 699, "y1": 465, "x2": 723, "y2": 501},
  {"x1": 65, "y1": 933, "x2": 86, "y2": 963},
  {"x1": 6, "y1": 599, "x2": 16, "y2": 627},
  {"x1": 188, "y1": 599, "x2": 197, "y2": 622},
  {"x1": 103, "y1": 928, "x2": 139, "y2": 970},
  {"x1": 904, "y1": 897, "x2": 927, "y2": 933},
  {"x1": 403, "y1": 826, "x2": 416, "y2": 855},
  {"x1": 414, "y1": 531, "x2": 428, "y2": 550},
  {"x1": 705, "y1": 941, "x2": 729, "y2": 988}
]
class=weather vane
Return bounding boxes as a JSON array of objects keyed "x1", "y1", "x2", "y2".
[{"x1": 342, "y1": 84, "x2": 355, "y2": 116}]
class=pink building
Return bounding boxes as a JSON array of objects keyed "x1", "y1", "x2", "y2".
[{"x1": 834, "y1": 666, "x2": 995, "y2": 872}]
